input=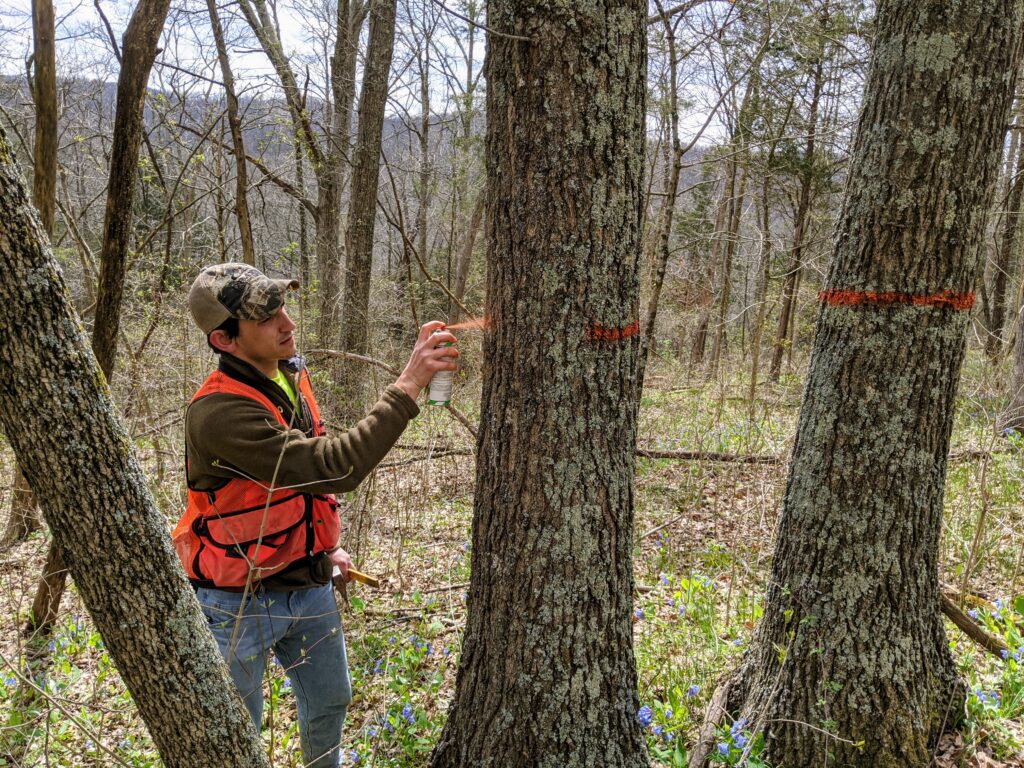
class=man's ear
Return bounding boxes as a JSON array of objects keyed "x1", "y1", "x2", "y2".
[{"x1": 208, "y1": 329, "x2": 237, "y2": 354}]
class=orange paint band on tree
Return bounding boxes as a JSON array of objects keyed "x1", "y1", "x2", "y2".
[
  {"x1": 818, "y1": 289, "x2": 975, "y2": 311},
  {"x1": 587, "y1": 320, "x2": 641, "y2": 342}
]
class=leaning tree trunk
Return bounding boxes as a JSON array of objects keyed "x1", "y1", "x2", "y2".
[
  {"x1": 0, "y1": 127, "x2": 270, "y2": 768},
  {"x1": 720, "y1": 3, "x2": 1024, "y2": 767},
  {"x1": 25, "y1": 0, "x2": 172, "y2": 641},
  {"x1": 3, "y1": 0, "x2": 58, "y2": 545},
  {"x1": 429, "y1": 2, "x2": 648, "y2": 767},
  {"x1": 339, "y1": 0, "x2": 397, "y2": 417}
]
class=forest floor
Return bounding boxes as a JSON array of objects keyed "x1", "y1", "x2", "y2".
[{"x1": 1, "y1": 348, "x2": 1024, "y2": 767}]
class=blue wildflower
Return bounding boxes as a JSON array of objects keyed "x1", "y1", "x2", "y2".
[
  {"x1": 402, "y1": 704, "x2": 415, "y2": 724},
  {"x1": 282, "y1": 678, "x2": 292, "y2": 692},
  {"x1": 635, "y1": 608, "x2": 644, "y2": 620},
  {"x1": 368, "y1": 727, "x2": 378, "y2": 738},
  {"x1": 665, "y1": 706, "x2": 673, "y2": 719},
  {"x1": 968, "y1": 608, "x2": 979, "y2": 620},
  {"x1": 3, "y1": 677, "x2": 16, "y2": 687},
  {"x1": 734, "y1": 732, "x2": 748, "y2": 749},
  {"x1": 425, "y1": 643, "x2": 434, "y2": 657},
  {"x1": 717, "y1": 743, "x2": 729, "y2": 756},
  {"x1": 653, "y1": 725, "x2": 664, "y2": 737},
  {"x1": 660, "y1": 573, "x2": 670, "y2": 586},
  {"x1": 1002, "y1": 649, "x2": 1010, "y2": 660},
  {"x1": 350, "y1": 750, "x2": 360, "y2": 764},
  {"x1": 687, "y1": 684, "x2": 700, "y2": 699},
  {"x1": 374, "y1": 658, "x2": 384, "y2": 674},
  {"x1": 637, "y1": 705, "x2": 653, "y2": 727}
]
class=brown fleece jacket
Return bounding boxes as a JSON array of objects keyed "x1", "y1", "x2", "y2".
[{"x1": 185, "y1": 353, "x2": 419, "y2": 589}]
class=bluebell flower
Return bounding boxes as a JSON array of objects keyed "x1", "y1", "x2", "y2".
[
  {"x1": 687, "y1": 684, "x2": 700, "y2": 699},
  {"x1": 374, "y1": 658, "x2": 384, "y2": 674},
  {"x1": 282, "y1": 678, "x2": 292, "y2": 692},
  {"x1": 443, "y1": 647, "x2": 452, "y2": 657},
  {"x1": 660, "y1": 573, "x2": 670, "y2": 586},
  {"x1": 368, "y1": 727, "x2": 378, "y2": 738},
  {"x1": 388, "y1": 636, "x2": 396, "y2": 644},
  {"x1": 665, "y1": 732, "x2": 674, "y2": 742},
  {"x1": 733, "y1": 638, "x2": 743, "y2": 646},
  {"x1": 1001, "y1": 649, "x2": 1010, "y2": 660},
  {"x1": 635, "y1": 608, "x2": 644, "y2": 620},
  {"x1": 85, "y1": 739, "x2": 94, "y2": 750},
  {"x1": 665, "y1": 706, "x2": 673, "y2": 719},
  {"x1": 734, "y1": 732, "x2": 748, "y2": 749},
  {"x1": 717, "y1": 743, "x2": 729, "y2": 756},
  {"x1": 350, "y1": 750, "x2": 360, "y2": 764},
  {"x1": 968, "y1": 608, "x2": 979, "y2": 620},
  {"x1": 425, "y1": 643, "x2": 434, "y2": 657},
  {"x1": 637, "y1": 705, "x2": 653, "y2": 727},
  {"x1": 3, "y1": 677, "x2": 16, "y2": 687},
  {"x1": 402, "y1": 704, "x2": 415, "y2": 724},
  {"x1": 653, "y1": 725, "x2": 664, "y2": 736}
]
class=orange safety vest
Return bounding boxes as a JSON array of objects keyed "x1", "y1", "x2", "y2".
[{"x1": 173, "y1": 368, "x2": 341, "y2": 588}]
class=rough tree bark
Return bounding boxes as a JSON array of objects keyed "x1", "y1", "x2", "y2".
[
  {"x1": 0, "y1": 129, "x2": 269, "y2": 768},
  {"x1": 720, "y1": 3, "x2": 1024, "y2": 766},
  {"x1": 339, "y1": 0, "x2": 398, "y2": 414},
  {"x1": 24, "y1": 0, "x2": 172, "y2": 641},
  {"x1": 429, "y1": 2, "x2": 648, "y2": 766},
  {"x1": 3, "y1": 0, "x2": 57, "y2": 545}
]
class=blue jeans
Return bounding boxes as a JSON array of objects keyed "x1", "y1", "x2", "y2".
[{"x1": 197, "y1": 583, "x2": 351, "y2": 768}]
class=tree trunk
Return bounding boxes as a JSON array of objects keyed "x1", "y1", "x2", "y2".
[
  {"x1": 26, "y1": 0, "x2": 171, "y2": 655},
  {"x1": 769, "y1": 47, "x2": 825, "y2": 383},
  {"x1": 0, "y1": 126, "x2": 270, "y2": 768},
  {"x1": 91, "y1": 0, "x2": 172, "y2": 380},
  {"x1": 724, "y1": 3, "x2": 1024, "y2": 766},
  {"x1": 985, "y1": 93, "x2": 1024, "y2": 358},
  {"x1": 3, "y1": 0, "x2": 58, "y2": 544},
  {"x1": 339, "y1": 0, "x2": 398, "y2": 412},
  {"x1": 206, "y1": 0, "x2": 255, "y2": 265},
  {"x1": 316, "y1": 0, "x2": 364, "y2": 346},
  {"x1": 429, "y1": 2, "x2": 648, "y2": 766},
  {"x1": 450, "y1": 189, "x2": 485, "y2": 321},
  {"x1": 637, "y1": 10, "x2": 683, "y2": 396}
]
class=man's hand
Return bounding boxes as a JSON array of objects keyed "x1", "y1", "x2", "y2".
[
  {"x1": 329, "y1": 547, "x2": 354, "y2": 582},
  {"x1": 394, "y1": 321, "x2": 460, "y2": 401}
]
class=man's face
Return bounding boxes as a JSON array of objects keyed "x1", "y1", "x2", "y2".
[{"x1": 232, "y1": 305, "x2": 297, "y2": 371}]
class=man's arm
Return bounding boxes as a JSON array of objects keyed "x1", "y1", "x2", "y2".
[{"x1": 187, "y1": 384, "x2": 418, "y2": 495}]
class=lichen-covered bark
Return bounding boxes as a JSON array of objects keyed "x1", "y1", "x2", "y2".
[
  {"x1": 727, "y1": 3, "x2": 1024, "y2": 766},
  {"x1": 429, "y1": 3, "x2": 648, "y2": 767},
  {"x1": 0, "y1": 130, "x2": 269, "y2": 767}
]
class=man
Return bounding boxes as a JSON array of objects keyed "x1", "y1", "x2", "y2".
[{"x1": 173, "y1": 262, "x2": 458, "y2": 767}]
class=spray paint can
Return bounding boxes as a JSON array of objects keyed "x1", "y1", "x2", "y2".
[{"x1": 427, "y1": 331, "x2": 455, "y2": 406}]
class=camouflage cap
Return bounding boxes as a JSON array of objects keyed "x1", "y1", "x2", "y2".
[{"x1": 188, "y1": 263, "x2": 299, "y2": 334}]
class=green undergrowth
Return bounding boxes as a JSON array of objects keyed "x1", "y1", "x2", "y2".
[{"x1": 2, "y1": 351, "x2": 1024, "y2": 765}]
